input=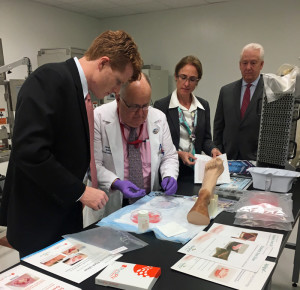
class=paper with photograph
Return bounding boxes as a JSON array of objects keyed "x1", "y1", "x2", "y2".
[
  {"x1": 208, "y1": 223, "x2": 283, "y2": 258},
  {"x1": 178, "y1": 231, "x2": 271, "y2": 272},
  {"x1": 171, "y1": 255, "x2": 275, "y2": 290},
  {"x1": 218, "y1": 176, "x2": 253, "y2": 190},
  {"x1": 228, "y1": 160, "x2": 255, "y2": 175},
  {"x1": 194, "y1": 154, "x2": 231, "y2": 184},
  {"x1": 0, "y1": 264, "x2": 80, "y2": 289},
  {"x1": 22, "y1": 238, "x2": 121, "y2": 283}
]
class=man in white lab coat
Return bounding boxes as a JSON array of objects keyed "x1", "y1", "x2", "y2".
[{"x1": 83, "y1": 73, "x2": 179, "y2": 226}]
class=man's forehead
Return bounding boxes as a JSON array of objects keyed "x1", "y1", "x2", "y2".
[{"x1": 123, "y1": 94, "x2": 151, "y2": 105}]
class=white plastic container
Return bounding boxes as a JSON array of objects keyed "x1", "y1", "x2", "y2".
[
  {"x1": 247, "y1": 167, "x2": 300, "y2": 193},
  {"x1": 138, "y1": 210, "x2": 149, "y2": 232}
]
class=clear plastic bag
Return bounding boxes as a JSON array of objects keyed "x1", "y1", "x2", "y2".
[
  {"x1": 63, "y1": 226, "x2": 148, "y2": 253},
  {"x1": 234, "y1": 218, "x2": 292, "y2": 231},
  {"x1": 233, "y1": 191, "x2": 294, "y2": 227}
]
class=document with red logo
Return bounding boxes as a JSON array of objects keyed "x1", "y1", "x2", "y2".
[{"x1": 95, "y1": 261, "x2": 161, "y2": 290}]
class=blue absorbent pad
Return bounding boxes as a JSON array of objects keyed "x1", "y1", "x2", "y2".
[{"x1": 97, "y1": 193, "x2": 210, "y2": 244}]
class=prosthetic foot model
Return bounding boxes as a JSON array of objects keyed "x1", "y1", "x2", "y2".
[{"x1": 187, "y1": 158, "x2": 224, "y2": 225}]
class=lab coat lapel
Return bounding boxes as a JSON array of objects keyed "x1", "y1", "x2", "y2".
[
  {"x1": 148, "y1": 111, "x2": 161, "y2": 190},
  {"x1": 105, "y1": 114, "x2": 124, "y2": 180}
]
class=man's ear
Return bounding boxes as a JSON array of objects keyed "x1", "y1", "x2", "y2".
[{"x1": 98, "y1": 56, "x2": 110, "y2": 71}]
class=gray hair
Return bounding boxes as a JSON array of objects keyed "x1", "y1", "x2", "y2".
[
  {"x1": 240, "y1": 43, "x2": 264, "y2": 61},
  {"x1": 120, "y1": 73, "x2": 151, "y2": 99}
]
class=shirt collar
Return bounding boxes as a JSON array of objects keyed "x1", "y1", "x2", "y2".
[
  {"x1": 242, "y1": 74, "x2": 261, "y2": 88},
  {"x1": 169, "y1": 89, "x2": 204, "y2": 110},
  {"x1": 74, "y1": 57, "x2": 88, "y2": 98}
]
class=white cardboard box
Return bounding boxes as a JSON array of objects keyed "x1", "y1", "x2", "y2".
[{"x1": 95, "y1": 261, "x2": 161, "y2": 290}]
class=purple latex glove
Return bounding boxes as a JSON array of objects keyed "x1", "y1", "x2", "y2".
[
  {"x1": 161, "y1": 177, "x2": 177, "y2": 195},
  {"x1": 113, "y1": 179, "x2": 146, "y2": 199}
]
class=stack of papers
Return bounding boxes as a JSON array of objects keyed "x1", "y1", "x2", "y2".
[{"x1": 171, "y1": 223, "x2": 283, "y2": 289}]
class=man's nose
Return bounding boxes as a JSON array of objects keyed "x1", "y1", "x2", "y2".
[
  {"x1": 136, "y1": 107, "x2": 144, "y2": 117},
  {"x1": 246, "y1": 63, "x2": 252, "y2": 69}
]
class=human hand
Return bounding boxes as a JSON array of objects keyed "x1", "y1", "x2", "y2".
[
  {"x1": 178, "y1": 151, "x2": 197, "y2": 166},
  {"x1": 211, "y1": 148, "x2": 222, "y2": 158},
  {"x1": 113, "y1": 179, "x2": 146, "y2": 199},
  {"x1": 80, "y1": 186, "x2": 108, "y2": 210},
  {"x1": 161, "y1": 176, "x2": 178, "y2": 195}
]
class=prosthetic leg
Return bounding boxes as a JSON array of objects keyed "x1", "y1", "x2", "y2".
[{"x1": 187, "y1": 158, "x2": 224, "y2": 225}]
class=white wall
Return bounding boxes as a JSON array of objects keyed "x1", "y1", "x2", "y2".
[
  {"x1": 0, "y1": 0, "x2": 102, "y2": 136},
  {"x1": 95, "y1": 0, "x2": 300, "y2": 119},
  {"x1": 1, "y1": 0, "x2": 300, "y2": 130},
  {"x1": 0, "y1": 0, "x2": 101, "y2": 75}
]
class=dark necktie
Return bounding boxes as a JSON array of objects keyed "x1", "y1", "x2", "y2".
[
  {"x1": 240, "y1": 83, "x2": 252, "y2": 119},
  {"x1": 128, "y1": 127, "x2": 144, "y2": 189},
  {"x1": 85, "y1": 93, "x2": 98, "y2": 188}
]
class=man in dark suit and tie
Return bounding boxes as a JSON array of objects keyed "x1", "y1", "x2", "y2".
[
  {"x1": 0, "y1": 30, "x2": 143, "y2": 257},
  {"x1": 213, "y1": 43, "x2": 265, "y2": 161}
]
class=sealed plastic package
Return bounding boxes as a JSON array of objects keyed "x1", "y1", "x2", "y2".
[{"x1": 233, "y1": 191, "x2": 294, "y2": 231}]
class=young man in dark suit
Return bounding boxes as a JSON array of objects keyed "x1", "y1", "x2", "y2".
[{"x1": 0, "y1": 30, "x2": 143, "y2": 257}]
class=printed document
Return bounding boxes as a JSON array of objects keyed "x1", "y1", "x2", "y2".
[
  {"x1": 0, "y1": 264, "x2": 80, "y2": 289},
  {"x1": 22, "y1": 238, "x2": 121, "y2": 283},
  {"x1": 208, "y1": 223, "x2": 283, "y2": 258},
  {"x1": 172, "y1": 255, "x2": 275, "y2": 290},
  {"x1": 178, "y1": 231, "x2": 271, "y2": 272}
]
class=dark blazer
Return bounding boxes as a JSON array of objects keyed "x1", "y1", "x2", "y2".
[
  {"x1": 213, "y1": 76, "x2": 264, "y2": 160},
  {"x1": 0, "y1": 58, "x2": 90, "y2": 257},
  {"x1": 154, "y1": 94, "x2": 216, "y2": 156}
]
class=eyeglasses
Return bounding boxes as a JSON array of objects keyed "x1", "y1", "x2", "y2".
[
  {"x1": 177, "y1": 74, "x2": 199, "y2": 83},
  {"x1": 121, "y1": 98, "x2": 149, "y2": 112}
]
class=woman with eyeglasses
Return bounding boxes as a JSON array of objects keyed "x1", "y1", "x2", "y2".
[{"x1": 154, "y1": 55, "x2": 221, "y2": 178}]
